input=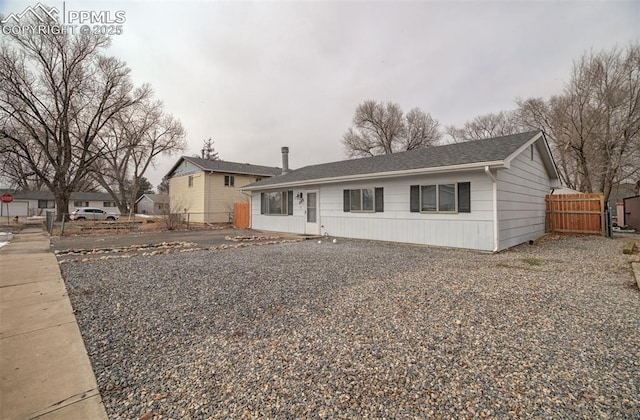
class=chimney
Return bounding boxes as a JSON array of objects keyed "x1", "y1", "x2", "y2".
[{"x1": 281, "y1": 146, "x2": 290, "y2": 174}]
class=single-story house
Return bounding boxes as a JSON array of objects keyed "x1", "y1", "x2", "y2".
[
  {"x1": 135, "y1": 193, "x2": 169, "y2": 215},
  {"x1": 242, "y1": 131, "x2": 561, "y2": 252},
  {"x1": 0, "y1": 190, "x2": 119, "y2": 217},
  {"x1": 166, "y1": 156, "x2": 283, "y2": 223}
]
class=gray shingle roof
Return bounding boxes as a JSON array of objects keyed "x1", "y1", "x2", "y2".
[
  {"x1": 0, "y1": 190, "x2": 114, "y2": 201},
  {"x1": 245, "y1": 131, "x2": 542, "y2": 189},
  {"x1": 169, "y1": 157, "x2": 283, "y2": 177}
]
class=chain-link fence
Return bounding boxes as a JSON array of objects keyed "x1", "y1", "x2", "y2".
[{"x1": 53, "y1": 211, "x2": 234, "y2": 235}]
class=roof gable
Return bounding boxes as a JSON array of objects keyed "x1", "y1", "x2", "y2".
[
  {"x1": 166, "y1": 156, "x2": 282, "y2": 178},
  {"x1": 244, "y1": 131, "x2": 557, "y2": 189},
  {"x1": 136, "y1": 193, "x2": 169, "y2": 204}
]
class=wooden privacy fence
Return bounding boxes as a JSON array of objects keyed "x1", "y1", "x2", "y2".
[
  {"x1": 545, "y1": 193, "x2": 605, "y2": 235},
  {"x1": 233, "y1": 202, "x2": 250, "y2": 228}
]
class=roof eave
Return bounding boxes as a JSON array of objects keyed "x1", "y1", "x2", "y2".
[
  {"x1": 241, "y1": 160, "x2": 507, "y2": 191},
  {"x1": 205, "y1": 169, "x2": 281, "y2": 177},
  {"x1": 501, "y1": 131, "x2": 560, "y2": 181},
  {"x1": 165, "y1": 156, "x2": 188, "y2": 178}
]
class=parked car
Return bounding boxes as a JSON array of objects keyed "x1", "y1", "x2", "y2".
[{"x1": 69, "y1": 207, "x2": 119, "y2": 221}]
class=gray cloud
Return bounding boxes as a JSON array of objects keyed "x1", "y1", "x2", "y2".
[{"x1": 3, "y1": 0, "x2": 638, "y2": 188}]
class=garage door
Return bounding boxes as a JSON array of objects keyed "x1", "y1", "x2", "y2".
[{"x1": 1, "y1": 201, "x2": 29, "y2": 217}]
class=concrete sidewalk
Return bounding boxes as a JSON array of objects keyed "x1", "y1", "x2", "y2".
[{"x1": 0, "y1": 226, "x2": 107, "y2": 419}]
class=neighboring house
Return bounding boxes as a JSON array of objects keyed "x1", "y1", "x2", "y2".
[
  {"x1": 622, "y1": 195, "x2": 640, "y2": 230},
  {"x1": 0, "y1": 190, "x2": 119, "y2": 217},
  {"x1": 135, "y1": 194, "x2": 169, "y2": 215},
  {"x1": 609, "y1": 182, "x2": 638, "y2": 223},
  {"x1": 242, "y1": 131, "x2": 561, "y2": 252},
  {"x1": 166, "y1": 156, "x2": 282, "y2": 223}
]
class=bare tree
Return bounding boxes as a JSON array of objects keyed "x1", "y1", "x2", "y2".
[
  {"x1": 91, "y1": 98, "x2": 186, "y2": 215},
  {"x1": 200, "y1": 138, "x2": 219, "y2": 160},
  {"x1": 518, "y1": 44, "x2": 640, "y2": 201},
  {"x1": 342, "y1": 100, "x2": 441, "y2": 157},
  {"x1": 157, "y1": 176, "x2": 170, "y2": 194},
  {"x1": 446, "y1": 110, "x2": 524, "y2": 143},
  {"x1": 403, "y1": 108, "x2": 442, "y2": 150},
  {"x1": 0, "y1": 137, "x2": 49, "y2": 190},
  {"x1": 0, "y1": 15, "x2": 149, "y2": 220}
]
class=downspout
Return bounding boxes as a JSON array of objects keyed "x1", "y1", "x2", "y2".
[{"x1": 484, "y1": 166, "x2": 499, "y2": 252}]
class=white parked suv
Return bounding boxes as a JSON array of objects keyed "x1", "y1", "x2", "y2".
[{"x1": 69, "y1": 207, "x2": 119, "y2": 221}]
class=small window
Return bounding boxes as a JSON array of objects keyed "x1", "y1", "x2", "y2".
[
  {"x1": 530, "y1": 144, "x2": 534, "y2": 160},
  {"x1": 458, "y1": 182, "x2": 471, "y2": 213},
  {"x1": 38, "y1": 200, "x2": 54, "y2": 209},
  {"x1": 343, "y1": 188, "x2": 383, "y2": 213},
  {"x1": 224, "y1": 175, "x2": 235, "y2": 187},
  {"x1": 188, "y1": 175, "x2": 194, "y2": 187},
  {"x1": 103, "y1": 202, "x2": 115, "y2": 207}
]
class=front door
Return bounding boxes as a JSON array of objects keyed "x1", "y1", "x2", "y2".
[{"x1": 305, "y1": 190, "x2": 320, "y2": 235}]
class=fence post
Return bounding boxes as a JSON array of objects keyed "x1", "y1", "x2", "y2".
[
  {"x1": 600, "y1": 195, "x2": 606, "y2": 236},
  {"x1": 547, "y1": 195, "x2": 554, "y2": 233},
  {"x1": 46, "y1": 211, "x2": 54, "y2": 234}
]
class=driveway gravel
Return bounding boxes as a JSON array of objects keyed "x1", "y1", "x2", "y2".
[{"x1": 61, "y1": 236, "x2": 640, "y2": 419}]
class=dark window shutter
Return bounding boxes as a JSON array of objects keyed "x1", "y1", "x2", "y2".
[
  {"x1": 458, "y1": 182, "x2": 471, "y2": 213},
  {"x1": 375, "y1": 187, "x2": 384, "y2": 212},
  {"x1": 410, "y1": 185, "x2": 420, "y2": 212},
  {"x1": 260, "y1": 193, "x2": 266, "y2": 214},
  {"x1": 343, "y1": 190, "x2": 350, "y2": 212},
  {"x1": 287, "y1": 191, "x2": 293, "y2": 215}
]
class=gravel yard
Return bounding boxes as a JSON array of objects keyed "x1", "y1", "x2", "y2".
[{"x1": 61, "y1": 236, "x2": 640, "y2": 419}]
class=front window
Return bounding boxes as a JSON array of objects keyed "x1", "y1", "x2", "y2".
[
  {"x1": 349, "y1": 188, "x2": 375, "y2": 212},
  {"x1": 343, "y1": 188, "x2": 383, "y2": 213},
  {"x1": 38, "y1": 200, "x2": 54, "y2": 209},
  {"x1": 224, "y1": 175, "x2": 235, "y2": 187},
  {"x1": 260, "y1": 191, "x2": 292, "y2": 215},
  {"x1": 104, "y1": 201, "x2": 115, "y2": 207},
  {"x1": 420, "y1": 184, "x2": 456, "y2": 212},
  {"x1": 268, "y1": 192, "x2": 285, "y2": 214},
  {"x1": 411, "y1": 182, "x2": 470, "y2": 213}
]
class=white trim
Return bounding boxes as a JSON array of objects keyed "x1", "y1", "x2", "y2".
[
  {"x1": 242, "y1": 160, "x2": 506, "y2": 191},
  {"x1": 503, "y1": 131, "x2": 543, "y2": 169},
  {"x1": 484, "y1": 166, "x2": 499, "y2": 252}
]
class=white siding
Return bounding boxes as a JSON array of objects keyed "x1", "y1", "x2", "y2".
[
  {"x1": 252, "y1": 171, "x2": 496, "y2": 251},
  {"x1": 496, "y1": 142, "x2": 551, "y2": 250}
]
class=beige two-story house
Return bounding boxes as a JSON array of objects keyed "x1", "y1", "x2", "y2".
[{"x1": 166, "y1": 156, "x2": 282, "y2": 223}]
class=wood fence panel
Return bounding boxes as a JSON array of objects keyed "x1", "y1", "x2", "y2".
[
  {"x1": 545, "y1": 193, "x2": 605, "y2": 235},
  {"x1": 233, "y1": 202, "x2": 250, "y2": 228}
]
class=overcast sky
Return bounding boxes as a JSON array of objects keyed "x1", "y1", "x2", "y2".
[{"x1": 2, "y1": 0, "x2": 639, "y2": 189}]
